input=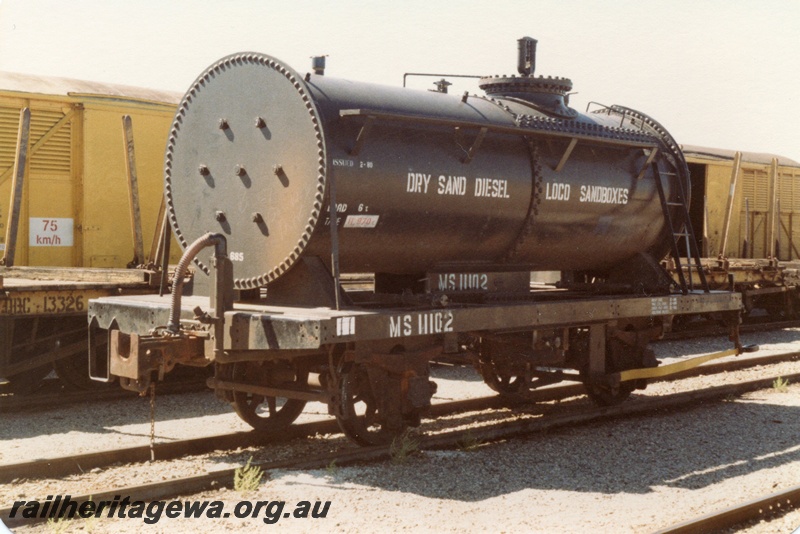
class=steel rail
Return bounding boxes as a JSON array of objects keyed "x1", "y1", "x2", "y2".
[
  {"x1": 0, "y1": 377, "x2": 207, "y2": 415},
  {"x1": 1, "y1": 350, "x2": 798, "y2": 484},
  {"x1": 653, "y1": 483, "x2": 800, "y2": 533},
  {"x1": 662, "y1": 318, "x2": 800, "y2": 341},
  {"x1": 4, "y1": 369, "x2": 800, "y2": 528},
  {"x1": 0, "y1": 392, "x2": 533, "y2": 484}
]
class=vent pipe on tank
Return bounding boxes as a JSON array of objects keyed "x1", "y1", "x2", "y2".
[
  {"x1": 517, "y1": 37, "x2": 537, "y2": 76},
  {"x1": 311, "y1": 56, "x2": 326, "y2": 75}
]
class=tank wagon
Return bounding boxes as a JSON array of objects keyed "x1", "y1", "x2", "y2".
[
  {"x1": 88, "y1": 38, "x2": 746, "y2": 445},
  {"x1": 670, "y1": 145, "x2": 800, "y2": 319},
  {"x1": 0, "y1": 72, "x2": 181, "y2": 393}
]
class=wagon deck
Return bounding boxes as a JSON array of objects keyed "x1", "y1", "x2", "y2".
[
  {"x1": 1, "y1": 267, "x2": 157, "y2": 317},
  {"x1": 1, "y1": 267, "x2": 162, "y2": 390},
  {"x1": 89, "y1": 289, "x2": 743, "y2": 352}
]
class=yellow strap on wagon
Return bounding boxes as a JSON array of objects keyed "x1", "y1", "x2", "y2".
[{"x1": 618, "y1": 348, "x2": 741, "y2": 382}]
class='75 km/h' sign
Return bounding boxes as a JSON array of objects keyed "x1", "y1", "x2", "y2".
[{"x1": 29, "y1": 218, "x2": 74, "y2": 247}]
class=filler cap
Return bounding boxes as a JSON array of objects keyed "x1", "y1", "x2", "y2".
[{"x1": 480, "y1": 37, "x2": 577, "y2": 119}]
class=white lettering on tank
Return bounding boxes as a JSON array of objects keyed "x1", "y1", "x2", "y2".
[
  {"x1": 579, "y1": 185, "x2": 629, "y2": 205},
  {"x1": 407, "y1": 173, "x2": 431, "y2": 194},
  {"x1": 474, "y1": 177, "x2": 510, "y2": 198},
  {"x1": 544, "y1": 182, "x2": 571, "y2": 201},
  {"x1": 437, "y1": 175, "x2": 467, "y2": 195}
]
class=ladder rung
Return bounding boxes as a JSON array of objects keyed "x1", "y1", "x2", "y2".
[{"x1": 654, "y1": 164, "x2": 709, "y2": 293}]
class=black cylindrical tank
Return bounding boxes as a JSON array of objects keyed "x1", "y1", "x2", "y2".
[{"x1": 165, "y1": 51, "x2": 686, "y2": 289}]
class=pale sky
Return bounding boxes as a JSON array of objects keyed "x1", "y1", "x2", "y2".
[{"x1": 0, "y1": 0, "x2": 798, "y2": 162}]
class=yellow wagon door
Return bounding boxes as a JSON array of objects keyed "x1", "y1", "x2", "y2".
[
  {"x1": 27, "y1": 104, "x2": 77, "y2": 267},
  {"x1": 0, "y1": 101, "x2": 77, "y2": 267}
]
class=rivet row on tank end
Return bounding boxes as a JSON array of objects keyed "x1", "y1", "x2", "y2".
[{"x1": 166, "y1": 52, "x2": 327, "y2": 287}]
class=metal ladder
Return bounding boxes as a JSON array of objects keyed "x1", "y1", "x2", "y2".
[{"x1": 653, "y1": 165, "x2": 710, "y2": 294}]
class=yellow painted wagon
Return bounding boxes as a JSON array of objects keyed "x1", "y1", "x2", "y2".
[
  {"x1": 675, "y1": 145, "x2": 800, "y2": 317},
  {"x1": 0, "y1": 72, "x2": 181, "y2": 393}
]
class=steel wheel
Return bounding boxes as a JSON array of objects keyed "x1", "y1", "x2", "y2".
[
  {"x1": 230, "y1": 361, "x2": 308, "y2": 432},
  {"x1": 583, "y1": 379, "x2": 635, "y2": 406},
  {"x1": 581, "y1": 334, "x2": 646, "y2": 407},
  {"x1": 478, "y1": 357, "x2": 525, "y2": 396},
  {"x1": 336, "y1": 362, "x2": 403, "y2": 446}
]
